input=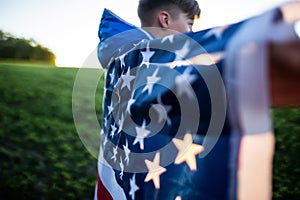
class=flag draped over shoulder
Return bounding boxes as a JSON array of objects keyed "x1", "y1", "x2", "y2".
[{"x1": 95, "y1": 6, "x2": 299, "y2": 200}]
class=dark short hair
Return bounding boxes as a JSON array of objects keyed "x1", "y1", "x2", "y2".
[{"x1": 138, "y1": 0, "x2": 201, "y2": 26}]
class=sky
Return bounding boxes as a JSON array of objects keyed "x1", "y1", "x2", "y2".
[{"x1": 0, "y1": 0, "x2": 290, "y2": 67}]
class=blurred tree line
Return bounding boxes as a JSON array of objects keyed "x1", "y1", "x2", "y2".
[{"x1": 0, "y1": 30, "x2": 56, "y2": 65}]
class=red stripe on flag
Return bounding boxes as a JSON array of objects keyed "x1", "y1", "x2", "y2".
[{"x1": 97, "y1": 173, "x2": 113, "y2": 200}]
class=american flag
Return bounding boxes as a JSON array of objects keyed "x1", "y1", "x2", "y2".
[{"x1": 95, "y1": 6, "x2": 297, "y2": 200}]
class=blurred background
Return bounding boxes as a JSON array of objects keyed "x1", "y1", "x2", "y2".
[
  {"x1": 0, "y1": 0, "x2": 299, "y2": 199},
  {"x1": 0, "y1": 0, "x2": 291, "y2": 67}
]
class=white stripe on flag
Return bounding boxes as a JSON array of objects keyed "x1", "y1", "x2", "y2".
[{"x1": 97, "y1": 147, "x2": 127, "y2": 200}]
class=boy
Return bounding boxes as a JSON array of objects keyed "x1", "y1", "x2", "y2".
[
  {"x1": 137, "y1": 0, "x2": 200, "y2": 38},
  {"x1": 95, "y1": 1, "x2": 300, "y2": 199}
]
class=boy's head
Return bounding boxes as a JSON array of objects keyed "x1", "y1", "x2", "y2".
[{"x1": 138, "y1": 0, "x2": 200, "y2": 35}]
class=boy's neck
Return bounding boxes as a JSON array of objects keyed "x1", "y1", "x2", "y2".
[{"x1": 142, "y1": 27, "x2": 181, "y2": 39}]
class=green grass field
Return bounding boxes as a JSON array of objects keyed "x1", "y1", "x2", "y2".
[
  {"x1": 0, "y1": 63, "x2": 299, "y2": 199},
  {"x1": 0, "y1": 63, "x2": 104, "y2": 199}
]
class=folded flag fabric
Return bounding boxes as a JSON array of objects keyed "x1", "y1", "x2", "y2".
[{"x1": 95, "y1": 6, "x2": 299, "y2": 200}]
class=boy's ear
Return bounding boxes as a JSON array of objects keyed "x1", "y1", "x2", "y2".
[{"x1": 158, "y1": 11, "x2": 171, "y2": 28}]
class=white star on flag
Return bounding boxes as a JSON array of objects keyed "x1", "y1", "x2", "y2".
[
  {"x1": 110, "y1": 124, "x2": 117, "y2": 138},
  {"x1": 126, "y1": 96, "x2": 136, "y2": 115},
  {"x1": 117, "y1": 113, "x2": 124, "y2": 134},
  {"x1": 129, "y1": 174, "x2": 139, "y2": 200},
  {"x1": 109, "y1": 68, "x2": 115, "y2": 85},
  {"x1": 182, "y1": 67, "x2": 197, "y2": 83},
  {"x1": 172, "y1": 133, "x2": 204, "y2": 171},
  {"x1": 107, "y1": 102, "x2": 114, "y2": 116},
  {"x1": 111, "y1": 146, "x2": 118, "y2": 163},
  {"x1": 133, "y1": 39, "x2": 146, "y2": 47},
  {"x1": 133, "y1": 120, "x2": 151, "y2": 150},
  {"x1": 140, "y1": 42, "x2": 155, "y2": 68},
  {"x1": 174, "y1": 41, "x2": 190, "y2": 61},
  {"x1": 121, "y1": 67, "x2": 135, "y2": 90},
  {"x1": 144, "y1": 152, "x2": 166, "y2": 189},
  {"x1": 142, "y1": 68, "x2": 161, "y2": 95},
  {"x1": 161, "y1": 35, "x2": 174, "y2": 43},
  {"x1": 152, "y1": 104, "x2": 168, "y2": 124},
  {"x1": 175, "y1": 68, "x2": 197, "y2": 99},
  {"x1": 118, "y1": 53, "x2": 126, "y2": 68},
  {"x1": 203, "y1": 25, "x2": 228, "y2": 40},
  {"x1": 123, "y1": 139, "x2": 130, "y2": 165}
]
